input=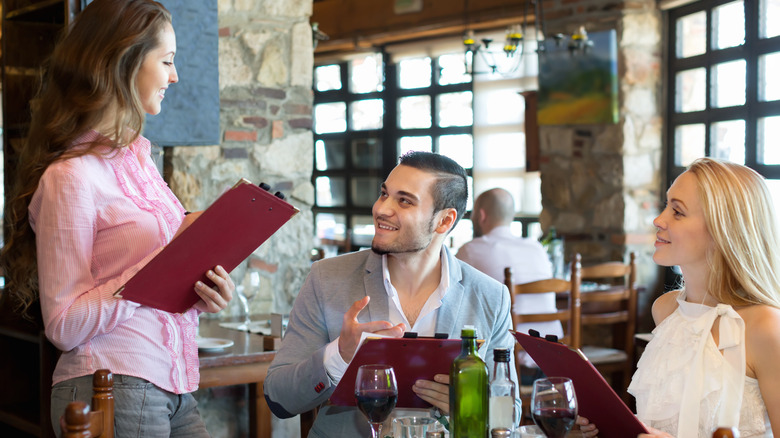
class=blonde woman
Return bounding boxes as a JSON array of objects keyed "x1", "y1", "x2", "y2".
[
  {"x1": 629, "y1": 158, "x2": 780, "y2": 437},
  {"x1": 0, "y1": 0, "x2": 233, "y2": 435}
]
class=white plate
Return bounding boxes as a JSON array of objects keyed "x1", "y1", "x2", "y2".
[{"x1": 197, "y1": 337, "x2": 234, "y2": 351}]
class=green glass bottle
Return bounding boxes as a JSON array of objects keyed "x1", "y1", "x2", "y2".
[{"x1": 450, "y1": 325, "x2": 489, "y2": 438}]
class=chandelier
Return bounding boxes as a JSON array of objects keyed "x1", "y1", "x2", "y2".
[{"x1": 461, "y1": 1, "x2": 593, "y2": 76}]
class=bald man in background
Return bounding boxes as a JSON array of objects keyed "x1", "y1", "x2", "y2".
[{"x1": 455, "y1": 188, "x2": 562, "y2": 371}]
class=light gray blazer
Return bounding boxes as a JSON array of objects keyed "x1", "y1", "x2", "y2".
[{"x1": 263, "y1": 246, "x2": 517, "y2": 437}]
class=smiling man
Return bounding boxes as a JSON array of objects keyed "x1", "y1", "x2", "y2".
[{"x1": 263, "y1": 151, "x2": 518, "y2": 437}]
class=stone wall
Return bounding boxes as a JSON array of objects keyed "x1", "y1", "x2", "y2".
[
  {"x1": 535, "y1": 0, "x2": 663, "y2": 332},
  {"x1": 168, "y1": 0, "x2": 315, "y2": 318},
  {"x1": 175, "y1": 1, "x2": 314, "y2": 437}
]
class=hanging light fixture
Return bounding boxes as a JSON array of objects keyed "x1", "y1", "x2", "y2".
[{"x1": 461, "y1": 0, "x2": 532, "y2": 76}]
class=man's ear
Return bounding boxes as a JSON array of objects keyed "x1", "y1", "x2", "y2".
[{"x1": 434, "y1": 208, "x2": 458, "y2": 234}]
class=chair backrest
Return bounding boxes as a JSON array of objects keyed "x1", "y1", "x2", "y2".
[
  {"x1": 579, "y1": 252, "x2": 638, "y2": 358},
  {"x1": 504, "y1": 253, "x2": 583, "y2": 348},
  {"x1": 61, "y1": 369, "x2": 114, "y2": 438}
]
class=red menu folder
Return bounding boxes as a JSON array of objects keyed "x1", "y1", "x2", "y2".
[
  {"x1": 330, "y1": 337, "x2": 467, "y2": 409},
  {"x1": 512, "y1": 331, "x2": 648, "y2": 438},
  {"x1": 114, "y1": 179, "x2": 299, "y2": 313}
]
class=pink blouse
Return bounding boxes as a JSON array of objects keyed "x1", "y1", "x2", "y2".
[{"x1": 29, "y1": 131, "x2": 200, "y2": 394}]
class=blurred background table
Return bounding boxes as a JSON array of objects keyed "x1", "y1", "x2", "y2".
[{"x1": 198, "y1": 317, "x2": 277, "y2": 438}]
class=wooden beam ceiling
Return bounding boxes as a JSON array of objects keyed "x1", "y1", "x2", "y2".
[{"x1": 312, "y1": 0, "x2": 536, "y2": 57}]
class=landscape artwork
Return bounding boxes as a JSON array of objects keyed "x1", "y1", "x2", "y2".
[{"x1": 537, "y1": 29, "x2": 619, "y2": 125}]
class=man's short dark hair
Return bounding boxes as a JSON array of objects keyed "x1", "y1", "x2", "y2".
[{"x1": 398, "y1": 151, "x2": 468, "y2": 229}]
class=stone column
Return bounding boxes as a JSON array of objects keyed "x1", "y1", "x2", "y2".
[{"x1": 536, "y1": 0, "x2": 663, "y2": 331}]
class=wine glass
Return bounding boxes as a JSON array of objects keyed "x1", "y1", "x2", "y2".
[
  {"x1": 355, "y1": 364, "x2": 398, "y2": 438},
  {"x1": 531, "y1": 377, "x2": 578, "y2": 438},
  {"x1": 234, "y1": 285, "x2": 260, "y2": 331}
]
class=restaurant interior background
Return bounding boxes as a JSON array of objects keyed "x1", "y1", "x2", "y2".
[{"x1": 1, "y1": 0, "x2": 779, "y2": 437}]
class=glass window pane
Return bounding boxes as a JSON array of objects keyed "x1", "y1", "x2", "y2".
[
  {"x1": 399, "y1": 57, "x2": 432, "y2": 89},
  {"x1": 437, "y1": 91, "x2": 473, "y2": 127},
  {"x1": 474, "y1": 88, "x2": 524, "y2": 126},
  {"x1": 759, "y1": 116, "x2": 780, "y2": 164},
  {"x1": 676, "y1": 11, "x2": 706, "y2": 58},
  {"x1": 315, "y1": 176, "x2": 346, "y2": 207},
  {"x1": 761, "y1": 0, "x2": 780, "y2": 38},
  {"x1": 712, "y1": 60, "x2": 746, "y2": 108},
  {"x1": 350, "y1": 54, "x2": 384, "y2": 93},
  {"x1": 711, "y1": 119, "x2": 746, "y2": 164},
  {"x1": 314, "y1": 102, "x2": 347, "y2": 134},
  {"x1": 352, "y1": 138, "x2": 382, "y2": 169},
  {"x1": 439, "y1": 134, "x2": 474, "y2": 169},
  {"x1": 398, "y1": 136, "x2": 433, "y2": 157},
  {"x1": 351, "y1": 215, "x2": 375, "y2": 249},
  {"x1": 675, "y1": 68, "x2": 706, "y2": 112},
  {"x1": 398, "y1": 95, "x2": 432, "y2": 129},
  {"x1": 438, "y1": 53, "x2": 471, "y2": 85},
  {"x1": 675, "y1": 124, "x2": 706, "y2": 166},
  {"x1": 352, "y1": 176, "x2": 382, "y2": 207},
  {"x1": 713, "y1": 1, "x2": 745, "y2": 50},
  {"x1": 760, "y1": 52, "x2": 780, "y2": 101},
  {"x1": 474, "y1": 132, "x2": 525, "y2": 169},
  {"x1": 315, "y1": 64, "x2": 342, "y2": 91},
  {"x1": 315, "y1": 139, "x2": 346, "y2": 170},
  {"x1": 316, "y1": 212, "x2": 346, "y2": 242},
  {"x1": 350, "y1": 99, "x2": 384, "y2": 130}
]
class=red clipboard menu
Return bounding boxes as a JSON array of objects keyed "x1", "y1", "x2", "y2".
[
  {"x1": 330, "y1": 337, "x2": 466, "y2": 409},
  {"x1": 114, "y1": 179, "x2": 299, "y2": 313},
  {"x1": 512, "y1": 331, "x2": 647, "y2": 438}
]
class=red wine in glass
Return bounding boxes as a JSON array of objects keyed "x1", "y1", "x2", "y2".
[
  {"x1": 532, "y1": 407, "x2": 577, "y2": 438},
  {"x1": 531, "y1": 377, "x2": 578, "y2": 438},
  {"x1": 355, "y1": 364, "x2": 398, "y2": 438},
  {"x1": 356, "y1": 389, "x2": 398, "y2": 423}
]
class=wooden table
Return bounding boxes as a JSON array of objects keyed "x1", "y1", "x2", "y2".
[{"x1": 197, "y1": 317, "x2": 277, "y2": 438}]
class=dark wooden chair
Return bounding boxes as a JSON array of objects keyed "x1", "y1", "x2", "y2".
[
  {"x1": 60, "y1": 369, "x2": 114, "y2": 438},
  {"x1": 503, "y1": 253, "x2": 582, "y2": 424},
  {"x1": 579, "y1": 252, "x2": 639, "y2": 404}
]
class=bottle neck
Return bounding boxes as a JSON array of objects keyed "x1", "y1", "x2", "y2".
[
  {"x1": 461, "y1": 336, "x2": 478, "y2": 355},
  {"x1": 492, "y1": 360, "x2": 511, "y2": 380}
]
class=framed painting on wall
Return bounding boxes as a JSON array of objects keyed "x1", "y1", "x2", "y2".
[{"x1": 537, "y1": 29, "x2": 618, "y2": 125}]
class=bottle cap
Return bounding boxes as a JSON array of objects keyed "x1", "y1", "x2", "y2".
[
  {"x1": 461, "y1": 325, "x2": 477, "y2": 338},
  {"x1": 490, "y1": 428, "x2": 513, "y2": 438},
  {"x1": 493, "y1": 348, "x2": 510, "y2": 362}
]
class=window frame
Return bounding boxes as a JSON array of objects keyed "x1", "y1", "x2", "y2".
[
  {"x1": 665, "y1": 0, "x2": 780, "y2": 189},
  {"x1": 313, "y1": 51, "x2": 475, "y2": 251}
]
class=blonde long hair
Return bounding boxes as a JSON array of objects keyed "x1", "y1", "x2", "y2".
[
  {"x1": 688, "y1": 157, "x2": 780, "y2": 308},
  {"x1": 0, "y1": 0, "x2": 172, "y2": 315}
]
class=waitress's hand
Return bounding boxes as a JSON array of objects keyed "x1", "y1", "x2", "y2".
[
  {"x1": 412, "y1": 374, "x2": 450, "y2": 414},
  {"x1": 192, "y1": 265, "x2": 234, "y2": 313},
  {"x1": 576, "y1": 415, "x2": 599, "y2": 437}
]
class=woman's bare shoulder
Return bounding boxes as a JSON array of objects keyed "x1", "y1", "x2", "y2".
[
  {"x1": 651, "y1": 290, "x2": 682, "y2": 325},
  {"x1": 740, "y1": 304, "x2": 780, "y2": 340},
  {"x1": 738, "y1": 304, "x2": 780, "y2": 378}
]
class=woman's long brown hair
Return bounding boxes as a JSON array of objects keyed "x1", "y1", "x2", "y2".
[{"x1": 0, "y1": 0, "x2": 171, "y2": 316}]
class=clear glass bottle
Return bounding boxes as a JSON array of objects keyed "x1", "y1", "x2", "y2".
[
  {"x1": 450, "y1": 325, "x2": 489, "y2": 438},
  {"x1": 489, "y1": 348, "x2": 516, "y2": 432}
]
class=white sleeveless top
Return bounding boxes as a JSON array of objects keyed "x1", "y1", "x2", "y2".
[{"x1": 628, "y1": 292, "x2": 772, "y2": 437}]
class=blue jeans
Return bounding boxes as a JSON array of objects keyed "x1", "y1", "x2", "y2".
[{"x1": 51, "y1": 374, "x2": 210, "y2": 438}]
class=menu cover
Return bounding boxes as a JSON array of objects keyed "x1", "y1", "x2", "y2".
[
  {"x1": 330, "y1": 337, "x2": 467, "y2": 409},
  {"x1": 512, "y1": 331, "x2": 648, "y2": 438},
  {"x1": 114, "y1": 179, "x2": 299, "y2": 313}
]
